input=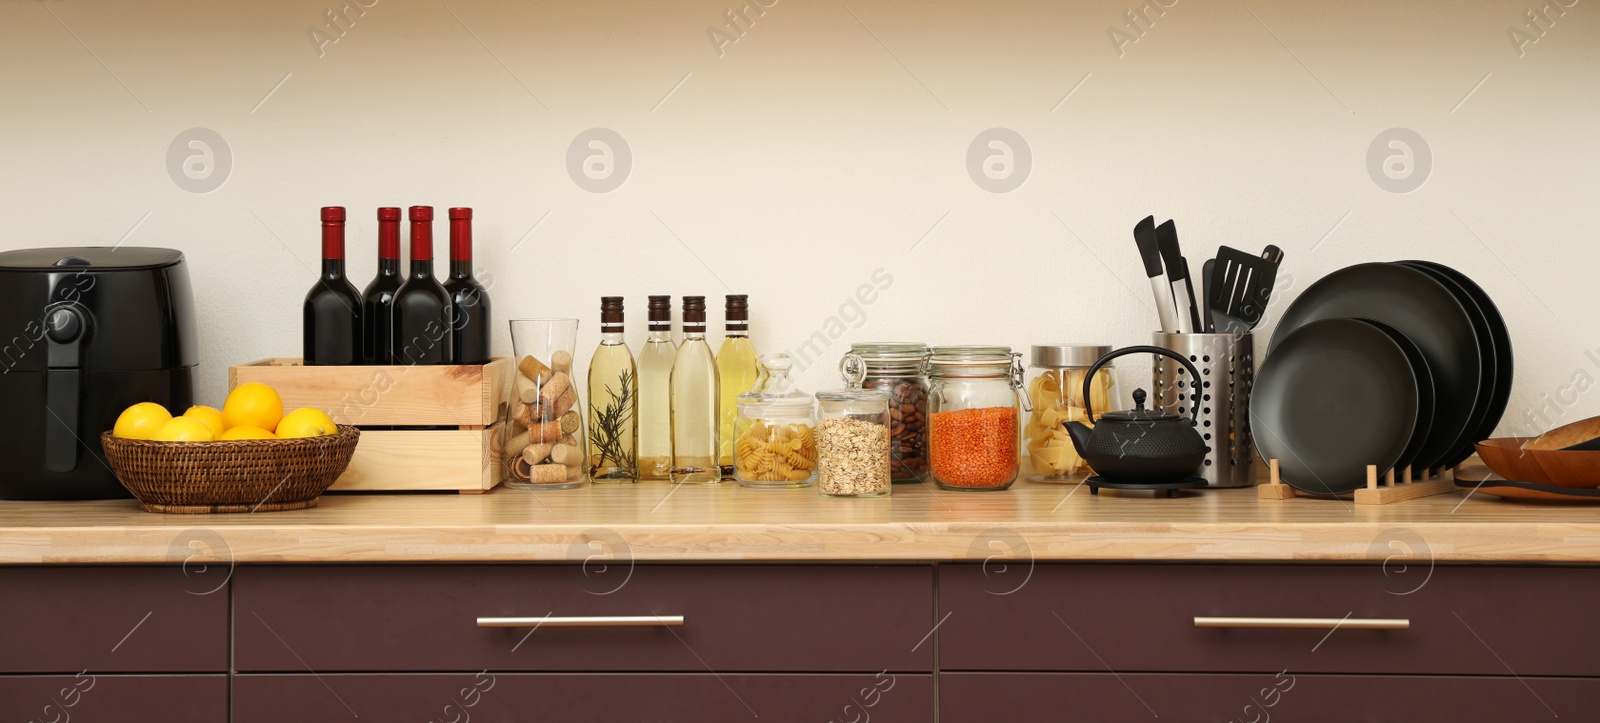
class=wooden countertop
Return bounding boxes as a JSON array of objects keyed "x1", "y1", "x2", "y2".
[{"x1": 2, "y1": 474, "x2": 1598, "y2": 565}]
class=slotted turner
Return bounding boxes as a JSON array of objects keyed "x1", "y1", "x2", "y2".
[{"x1": 1210, "y1": 246, "x2": 1279, "y2": 333}]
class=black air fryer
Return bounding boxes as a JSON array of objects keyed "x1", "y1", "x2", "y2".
[{"x1": 0, "y1": 247, "x2": 197, "y2": 500}]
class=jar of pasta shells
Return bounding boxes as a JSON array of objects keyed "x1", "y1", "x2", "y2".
[
  {"x1": 1025, "y1": 344, "x2": 1115, "y2": 483},
  {"x1": 734, "y1": 354, "x2": 818, "y2": 488}
]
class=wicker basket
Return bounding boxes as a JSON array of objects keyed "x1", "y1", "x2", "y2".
[{"x1": 100, "y1": 426, "x2": 361, "y2": 513}]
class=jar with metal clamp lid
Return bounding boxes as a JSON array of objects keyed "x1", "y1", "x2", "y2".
[
  {"x1": 924, "y1": 346, "x2": 1027, "y2": 491},
  {"x1": 842, "y1": 343, "x2": 929, "y2": 483}
]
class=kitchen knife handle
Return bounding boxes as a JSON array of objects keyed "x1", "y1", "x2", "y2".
[
  {"x1": 1194, "y1": 616, "x2": 1408, "y2": 630},
  {"x1": 477, "y1": 615, "x2": 685, "y2": 628}
]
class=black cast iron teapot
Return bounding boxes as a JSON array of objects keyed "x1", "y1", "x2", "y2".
[{"x1": 1064, "y1": 345, "x2": 1208, "y2": 484}]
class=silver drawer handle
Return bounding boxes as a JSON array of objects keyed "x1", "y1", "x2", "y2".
[
  {"x1": 477, "y1": 615, "x2": 685, "y2": 628},
  {"x1": 1195, "y1": 616, "x2": 1409, "y2": 630}
]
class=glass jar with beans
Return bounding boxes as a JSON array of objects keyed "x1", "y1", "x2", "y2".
[
  {"x1": 924, "y1": 346, "x2": 1026, "y2": 491},
  {"x1": 842, "y1": 343, "x2": 929, "y2": 483}
]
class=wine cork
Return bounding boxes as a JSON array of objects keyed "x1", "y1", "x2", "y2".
[
  {"x1": 505, "y1": 429, "x2": 529, "y2": 456},
  {"x1": 528, "y1": 419, "x2": 562, "y2": 443},
  {"x1": 551, "y1": 350, "x2": 573, "y2": 374},
  {"x1": 551, "y1": 443, "x2": 583, "y2": 466},
  {"x1": 560, "y1": 433, "x2": 577, "y2": 447},
  {"x1": 539, "y1": 372, "x2": 571, "y2": 408},
  {"x1": 522, "y1": 443, "x2": 553, "y2": 465},
  {"x1": 515, "y1": 375, "x2": 537, "y2": 404},
  {"x1": 511, "y1": 458, "x2": 532, "y2": 480},
  {"x1": 530, "y1": 463, "x2": 567, "y2": 484},
  {"x1": 553, "y1": 387, "x2": 579, "y2": 415},
  {"x1": 518, "y1": 355, "x2": 552, "y2": 385},
  {"x1": 512, "y1": 402, "x2": 532, "y2": 428},
  {"x1": 559, "y1": 410, "x2": 580, "y2": 434}
]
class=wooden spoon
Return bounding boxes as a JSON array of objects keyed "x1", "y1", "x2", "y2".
[{"x1": 1523, "y1": 416, "x2": 1600, "y2": 451}]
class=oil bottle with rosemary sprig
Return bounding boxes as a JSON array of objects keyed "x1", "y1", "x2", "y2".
[{"x1": 587, "y1": 296, "x2": 638, "y2": 481}]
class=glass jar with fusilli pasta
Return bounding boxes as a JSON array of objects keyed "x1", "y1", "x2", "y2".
[{"x1": 734, "y1": 354, "x2": 817, "y2": 488}]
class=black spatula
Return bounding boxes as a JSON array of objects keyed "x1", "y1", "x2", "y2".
[{"x1": 1211, "y1": 245, "x2": 1279, "y2": 333}]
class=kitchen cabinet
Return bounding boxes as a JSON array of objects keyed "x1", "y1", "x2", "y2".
[
  {"x1": 940, "y1": 672, "x2": 1600, "y2": 722},
  {"x1": 0, "y1": 567, "x2": 229, "y2": 673},
  {"x1": 234, "y1": 564, "x2": 934, "y2": 673},
  {"x1": 234, "y1": 673, "x2": 932, "y2": 722},
  {"x1": 0, "y1": 674, "x2": 227, "y2": 723},
  {"x1": 938, "y1": 563, "x2": 1600, "y2": 677}
]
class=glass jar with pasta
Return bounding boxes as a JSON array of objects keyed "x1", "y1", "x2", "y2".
[
  {"x1": 734, "y1": 354, "x2": 818, "y2": 488},
  {"x1": 1025, "y1": 344, "x2": 1116, "y2": 483}
]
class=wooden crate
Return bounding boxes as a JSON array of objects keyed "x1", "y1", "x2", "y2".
[{"x1": 229, "y1": 358, "x2": 514, "y2": 493}]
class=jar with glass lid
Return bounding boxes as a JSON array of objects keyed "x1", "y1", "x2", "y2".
[
  {"x1": 1025, "y1": 344, "x2": 1116, "y2": 483},
  {"x1": 816, "y1": 360, "x2": 892, "y2": 497},
  {"x1": 842, "y1": 343, "x2": 929, "y2": 483},
  {"x1": 924, "y1": 346, "x2": 1026, "y2": 491},
  {"x1": 734, "y1": 354, "x2": 817, "y2": 488}
]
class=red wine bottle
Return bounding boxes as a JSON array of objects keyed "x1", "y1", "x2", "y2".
[
  {"x1": 445, "y1": 207, "x2": 491, "y2": 364},
  {"x1": 303, "y1": 206, "x2": 362, "y2": 366},
  {"x1": 361, "y1": 207, "x2": 403, "y2": 364},
  {"x1": 390, "y1": 206, "x2": 453, "y2": 365}
]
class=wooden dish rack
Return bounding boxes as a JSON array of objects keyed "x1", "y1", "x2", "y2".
[
  {"x1": 229, "y1": 358, "x2": 514, "y2": 493},
  {"x1": 1258, "y1": 459, "x2": 1458, "y2": 505}
]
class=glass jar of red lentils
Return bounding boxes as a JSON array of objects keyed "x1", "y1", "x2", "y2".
[{"x1": 923, "y1": 346, "x2": 1025, "y2": 491}]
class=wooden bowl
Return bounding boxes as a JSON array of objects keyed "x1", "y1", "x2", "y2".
[{"x1": 1474, "y1": 437, "x2": 1600, "y2": 489}]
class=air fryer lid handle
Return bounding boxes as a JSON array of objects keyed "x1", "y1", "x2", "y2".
[{"x1": 44, "y1": 302, "x2": 90, "y2": 474}]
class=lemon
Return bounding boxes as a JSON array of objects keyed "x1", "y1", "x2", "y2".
[
  {"x1": 182, "y1": 406, "x2": 226, "y2": 437},
  {"x1": 219, "y1": 425, "x2": 277, "y2": 440},
  {"x1": 113, "y1": 402, "x2": 172, "y2": 439},
  {"x1": 223, "y1": 383, "x2": 283, "y2": 432},
  {"x1": 276, "y1": 407, "x2": 338, "y2": 438},
  {"x1": 150, "y1": 417, "x2": 215, "y2": 442}
]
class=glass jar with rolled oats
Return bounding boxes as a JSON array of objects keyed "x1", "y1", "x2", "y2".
[{"x1": 815, "y1": 360, "x2": 891, "y2": 497}]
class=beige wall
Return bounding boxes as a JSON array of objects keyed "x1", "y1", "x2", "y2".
[{"x1": 1, "y1": 0, "x2": 1596, "y2": 437}]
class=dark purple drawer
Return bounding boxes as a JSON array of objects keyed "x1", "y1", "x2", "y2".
[
  {"x1": 0, "y1": 567, "x2": 229, "y2": 673},
  {"x1": 235, "y1": 564, "x2": 933, "y2": 672},
  {"x1": 941, "y1": 672, "x2": 1600, "y2": 722},
  {"x1": 0, "y1": 674, "x2": 227, "y2": 723},
  {"x1": 940, "y1": 564, "x2": 1600, "y2": 676},
  {"x1": 235, "y1": 673, "x2": 931, "y2": 722}
]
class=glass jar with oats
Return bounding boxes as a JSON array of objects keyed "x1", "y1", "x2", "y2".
[
  {"x1": 1025, "y1": 344, "x2": 1115, "y2": 483},
  {"x1": 734, "y1": 354, "x2": 817, "y2": 488},
  {"x1": 816, "y1": 362, "x2": 892, "y2": 497}
]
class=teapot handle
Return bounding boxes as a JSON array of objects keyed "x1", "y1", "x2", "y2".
[{"x1": 1082, "y1": 345, "x2": 1203, "y2": 423}]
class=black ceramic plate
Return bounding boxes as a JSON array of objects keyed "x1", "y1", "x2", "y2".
[
  {"x1": 1360, "y1": 319, "x2": 1435, "y2": 471},
  {"x1": 1268, "y1": 262, "x2": 1480, "y2": 471},
  {"x1": 1402, "y1": 261, "x2": 1513, "y2": 468},
  {"x1": 1252, "y1": 318, "x2": 1419, "y2": 495}
]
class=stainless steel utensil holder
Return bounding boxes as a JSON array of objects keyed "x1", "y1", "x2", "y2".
[{"x1": 1152, "y1": 332, "x2": 1254, "y2": 488}]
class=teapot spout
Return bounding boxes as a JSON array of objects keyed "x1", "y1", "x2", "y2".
[{"x1": 1064, "y1": 421, "x2": 1092, "y2": 456}]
